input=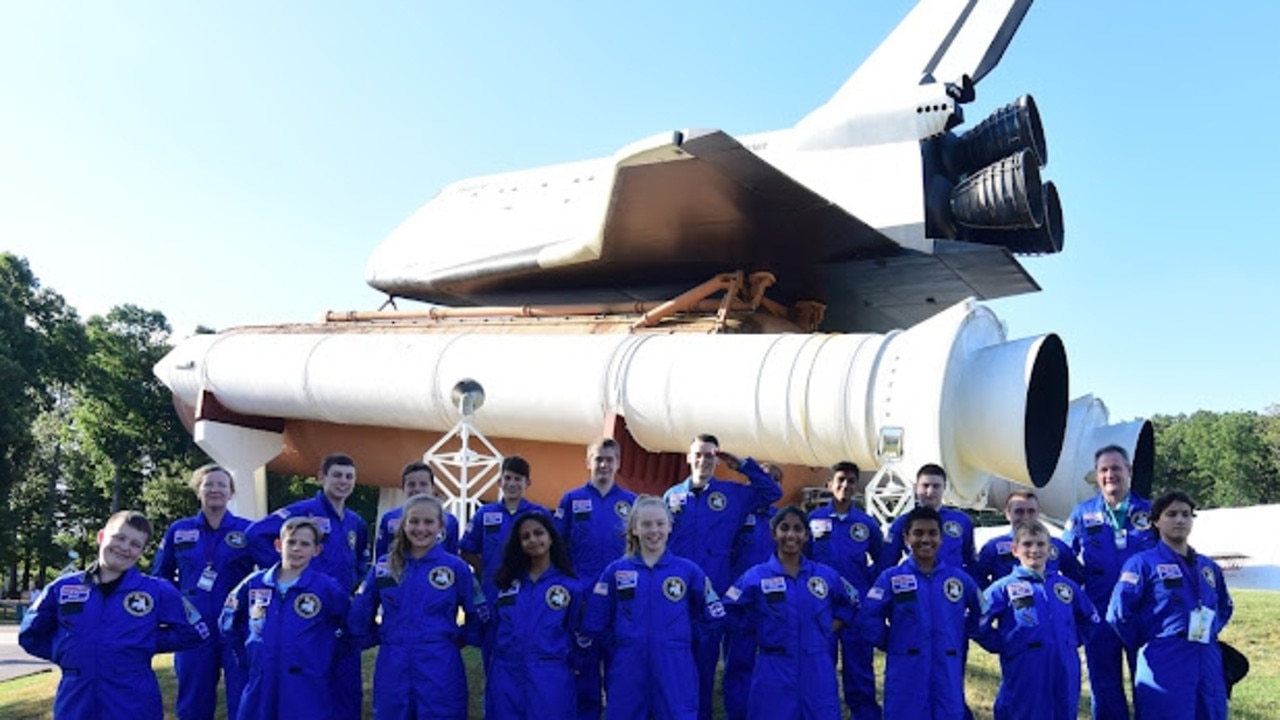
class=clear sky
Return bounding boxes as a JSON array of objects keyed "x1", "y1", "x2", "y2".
[{"x1": 2, "y1": 1, "x2": 1277, "y2": 422}]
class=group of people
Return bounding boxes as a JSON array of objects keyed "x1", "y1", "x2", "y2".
[{"x1": 17, "y1": 438, "x2": 1234, "y2": 720}]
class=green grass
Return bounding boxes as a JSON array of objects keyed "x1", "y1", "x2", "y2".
[{"x1": 4, "y1": 590, "x2": 1278, "y2": 719}]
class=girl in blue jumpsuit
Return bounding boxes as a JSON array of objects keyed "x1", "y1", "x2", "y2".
[
  {"x1": 220, "y1": 517, "x2": 350, "y2": 720},
  {"x1": 856, "y1": 506, "x2": 981, "y2": 720},
  {"x1": 583, "y1": 495, "x2": 726, "y2": 720},
  {"x1": 350, "y1": 494, "x2": 487, "y2": 720},
  {"x1": 486, "y1": 511, "x2": 582, "y2": 720},
  {"x1": 978, "y1": 520, "x2": 1100, "y2": 720},
  {"x1": 1107, "y1": 490, "x2": 1233, "y2": 720},
  {"x1": 153, "y1": 464, "x2": 256, "y2": 720},
  {"x1": 724, "y1": 506, "x2": 856, "y2": 720}
]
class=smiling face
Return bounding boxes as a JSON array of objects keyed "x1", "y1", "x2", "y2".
[
  {"x1": 1154, "y1": 500, "x2": 1195, "y2": 546},
  {"x1": 631, "y1": 504, "x2": 672, "y2": 556},
  {"x1": 321, "y1": 463, "x2": 357, "y2": 503},
  {"x1": 772, "y1": 512, "x2": 809, "y2": 556},
  {"x1": 278, "y1": 525, "x2": 321, "y2": 571},
  {"x1": 905, "y1": 518, "x2": 941, "y2": 564},
  {"x1": 402, "y1": 501, "x2": 442, "y2": 553},
  {"x1": 97, "y1": 518, "x2": 148, "y2": 575},
  {"x1": 1011, "y1": 529, "x2": 1050, "y2": 573},
  {"x1": 1095, "y1": 450, "x2": 1131, "y2": 505},
  {"x1": 196, "y1": 469, "x2": 234, "y2": 511},
  {"x1": 518, "y1": 517, "x2": 551, "y2": 562},
  {"x1": 402, "y1": 469, "x2": 435, "y2": 498},
  {"x1": 687, "y1": 440, "x2": 719, "y2": 486},
  {"x1": 500, "y1": 470, "x2": 530, "y2": 503},
  {"x1": 829, "y1": 469, "x2": 859, "y2": 505}
]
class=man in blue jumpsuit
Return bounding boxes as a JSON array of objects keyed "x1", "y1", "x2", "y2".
[
  {"x1": 881, "y1": 464, "x2": 975, "y2": 576},
  {"x1": 374, "y1": 460, "x2": 460, "y2": 558},
  {"x1": 978, "y1": 520, "x2": 1100, "y2": 720},
  {"x1": 721, "y1": 462, "x2": 781, "y2": 720},
  {"x1": 21, "y1": 510, "x2": 210, "y2": 720},
  {"x1": 245, "y1": 452, "x2": 369, "y2": 720},
  {"x1": 857, "y1": 506, "x2": 982, "y2": 720},
  {"x1": 554, "y1": 438, "x2": 637, "y2": 720},
  {"x1": 223, "y1": 517, "x2": 350, "y2": 720},
  {"x1": 1107, "y1": 490, "x2": 1233, "y2": 720},
  {"x1": 153, "y1": 464, "x2": 256, "y2": 720},
  {"x1": 973, "y1": 490, "x2": 1083, "y2": 589},
  {"x1": 806, "y1": 461, "x2": 883, "y2": 720},
  {"x1": 662, "y1": 433, "x2": 783, "y2": 720},
  {"x1": 1063, "y1": 445, "x2": 1156, "y2": 720}
]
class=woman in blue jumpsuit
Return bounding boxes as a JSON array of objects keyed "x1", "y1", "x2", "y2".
[
  {"x1": 724, "y1": 505, "x2": 856, "y2": 720},
  {"x1": 153, "y1": 464, "x2": 256, "y2": 720},
  {"x1": 1107, "y1": 490, "x2": 1233, "y2": 720},
  {"x1": 583, "y1": 495, "x2": 726, "y2": 720},
  {"x1": 486, "y1": 512, "x2": 582, "y2": 720},
  {"x1": 978, "y1": 520, "x2": 1100, "y2": 720},
  {"x1": 349, "y1": 494, "x2": 487, "y2": 720}
]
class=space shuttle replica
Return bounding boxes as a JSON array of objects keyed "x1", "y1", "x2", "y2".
[{"x1": 157, "y1": 0, "x2": 1152, "y2": 522}]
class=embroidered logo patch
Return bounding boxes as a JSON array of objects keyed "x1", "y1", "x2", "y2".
[
  {"x1": 59, "y1": 585, "x2": 91, "y2": 604},
  {"x1": 294, "y1": 593, "x2": 321, "y2": 619},
  {"x1": 429, "y1": 566, "x2": 455, "y2": 589},
  {"x1": 573, "y1": 499, "x2": 593, "y2": 514},
  {"x1": 761, "y1": 576, "x2": 786, "y2": 593},
  {"x1": 1131, "y1": 511, "x2": 1151, "y2": 531},
  {"x1": 1156, "y1": 563, "x2": 1183, "y2": 580},
  {"x1": 225, "y1": 531, "x2": 247, "y2": 549},
  {"x1": 1006, "y1": 581, "x2": 1033, "y2": 600},
  {"x1": 943, "y1": 520, "x2": 962, "y2": 538},
  {"x1": 546, "y1": 584, "x2": 571, "y2": 610},
  {"x1": 850, "y1": 523, "x2": 870, "y2": 542},
  {"x1": 124, "y1": 590, "x2": 154, "y2": 617},
  {"x1": 943, "y1": 578, "x2": 963, "y2": 603},
  {"x1": 615, "y1": 570, "x2": 638, "y2": 590},
  {"x1": 483, "y1": 512, "x2": 503, "y2": 527},
  {"x1": 996, "y1": 541, "x2": 1013, "y2": 556},
  {"x1": 593, "y1": 581, "x2": 609, "y2": 596},
  {"x1": 807, "y1": 577, "x2": 829, "y2": 599},
  {"x1": 174, "y1": 529, "x2": 200, "y2": 544},
  {"x1": 614, "y1": 501, "x2": 631, "y2": 519},
  {"x1": 707, "y1": 492, "x2": 727, "y2": 511},
  {"x1": 312, "y1": 516, "x2": 332, "y2": 534},
  {"x1": 663, "y1": 577, "x2": 687, "y2": 601},
  {"x1": 1053, "y1": 583, "x2": 1074, "y2": 604},
  {"x1": 1202, "y1": 566, "x2": 1216, "y2": 588},
  {"x1": 347, "y1": 530, "x2": 357, "y2": 550},
  {"x1": 724, "y1": 586, "x2": 742, "y2": 602},
  {"x1": 891, "y1": 575, "x2": 918, "y2": 594},
  {"x1": 1120, "y1": 571, "x2": 1141, "y2": 585}
]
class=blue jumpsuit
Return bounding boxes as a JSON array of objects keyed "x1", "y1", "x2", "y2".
[
  {"x1": 349, "y1": 547, "x2": 486, "y2": 720},
  {"x1": 554, "y1": 481, "x2": 637, "y2": 720},
  {"x1": 20, "y1": 565, "x2": 211, "y2": 720},
  {"x1": 1106, "y1": 543, "x2": 1233, "y2": 720},
  {"x1": 881, "y1": 507, "x2": 975, "y2": 577},
  {"x1": 1062, "y1": 493, "x2": 1156, "y2": 720},
  {"x1": 723, "y1": 506, "x2": 777, "y2": 720},
  {"x1": 221, "y1": 564, "x2": 350, "y2": 720},
  {"x1": 724, "y1": 555, "x2": 856, "y2": 720},
  {"x1": 973, "y1": 532, "x2": 1083, "y2": 589},
  {"x1": 486, "y1": 569, "x2": 583, "y2": 720},
  {"x1": 153, "y1": 511, "x2": 256, "y2": 720},
  {"x1": 583, "y1": 551, "x2": 725, "y2": 720},
  {"x1": 856, "y1": 558, "x2": 981, "y2": 720},
  {"x1": 805, "y1": 504, "x2": 884, "y2": 720},
  {"x1": 246, "y1": 491, "x2": 370, "y2": 720},
  {"x1": 978, "y1": 566, "x2": 1100, "y2": 720},
  {"x1": 663, "y1": 459, "x2": 782, "y2": 720},
  {"x1": 374, "y1": 504, "x2": 459, "y2": 559}
]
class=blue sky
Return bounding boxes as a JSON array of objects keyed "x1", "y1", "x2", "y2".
[{"x1": 1, "y1": 1, "x2": 1277, "y2": 422}]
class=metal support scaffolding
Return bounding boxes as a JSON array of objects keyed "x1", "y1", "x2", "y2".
[{"x1": 423, "y1": 380, "x2": 503, "y2": 526}]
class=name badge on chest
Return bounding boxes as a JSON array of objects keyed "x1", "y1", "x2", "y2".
[
  {"x1": 1187, "y1": 606, "x2": 1216, "y2": 644},
  {"x1": 197, "y1": 567, "x2": 218, "y2": 592}
]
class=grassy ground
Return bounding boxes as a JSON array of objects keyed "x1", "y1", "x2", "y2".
[{"x1": 4, "y1": 590, "x2": 1277, "y2": 719}]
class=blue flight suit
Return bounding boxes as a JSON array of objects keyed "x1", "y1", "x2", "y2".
[
  {"x1": 881, "y1": 507, "x2": 975, "y2": 577},
  {"x1": 221, "y1": 564, "x2": 350, "y2": 720},
  {"x1": 723, "y1": 506, "x2": 777, "y2": 720},
  {"x1": 1062, "y1": 493, "x2": 1156, "y2": 720},
  {"x1": 723, "y1": 555, "x2": 856, "y2": 720},
  {"x1": 554, "y1": 481, "x2": 637, "y2": 720},
  {"x1": 1106, "y1": 543, "x2": 1233, "y2": 720},
  {"x1": 486, "y1": 569, "x2": 583, "y2": 720},
  {"x1": 374, "y1": 504, "x2": 460, "y2": 559},
  {"x1": 20, "y1": 564, "x2": 211, "y2": 720},
  {"x1": 245, "y1": 492, "x2": 369, "y2": 720},
  {"x1": 663, "y1": 459, "x2": 782, "y2": 720},
  {"x1": 583, "y1": 551, "x2": 726, "y2": 720},
  {"x1": 806, "y1": 504, "x2": 884, "y2": 720},
  {"x1": 973, "y1": 532, "x2": 1083, "y2": 589},
  {"x1": 349, "y1": 547, "x2": 486, "y2": 720},
  {"x1": 978, "y1": 566, "x2": 1100, "y2": 720},
  {"x1": 856, "y1": 558, "x2": 981, "y2": 720},
  {"x1": 153, "y1": 511, "x2": 256, "y2": 720}
]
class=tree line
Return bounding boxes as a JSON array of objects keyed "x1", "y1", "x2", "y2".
[{"x1": 1, "y1": 251, "x2": 1276, "y2": 596}]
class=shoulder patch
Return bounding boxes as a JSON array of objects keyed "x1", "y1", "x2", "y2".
[
  {"x1": 866, "y1": 586, "x2": 884, "y2": 601},
  {"x1": 724, "y1": 586, "x2": 742, "y2": 602},
  {"x1": 593, "y1": 581, "x2": 609, "y2": 596},
  {"x1": 1119, "y1": 570, "x2": 1141, "y2": 585}
]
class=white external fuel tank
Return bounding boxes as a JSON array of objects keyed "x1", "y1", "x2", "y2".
[{"x1": 158, "y1": 298, "x2": 1068, "y2": 509}]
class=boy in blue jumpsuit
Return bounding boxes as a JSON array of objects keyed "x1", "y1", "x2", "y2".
[
  {"x1": 153, "y1": 464, "x2": 256, "y2": 720},
  {"x1": 21, "y1": 510, "x2": 211, "y2": 720},
  {"x1": 222, "y1": 516, "x2": 350, "y2": 720},
  {"x1": 721, "y1": 474, "x2": 778, "y2": 720},
  {"x1": 978, "y1": 520, "x2": 1100, "y2": 720},
  {"x1": 1107, "y1": 490, "x2": 1233, "y2": 720},
  {"x1": 374, "y1": 460, "x2": 460, "y2": 558},
  {"x1": 881, "y1": 464, "x2": 975, "y2": 577},
  {"x1": 553, "y1": 438, "x2": 637, "y2": 720},
  {"x1": 724, "y1": 506, "x2": 857, "y2": 720},
  {"x1": 662, "y1": 434, "x2": 782, "y2": 720},
  {"x1": 857, "y1": 506, "x2": 982, "y2": 720},
  {"x1": 973, "y1": 490, "x2": 1083, "y2": 589},
  {"x1": 1062, "y1": 445, "x2": 1156, "y2": 720},
  {"x1": 583, "y1": 496, "x2": 725, "y2": 720},
  {"x1": 805, "y1": 461, "x2": 883, "y2": 720},
  {"x1": 244, "y1": 452, "x2": 369, "y2": 720}
]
